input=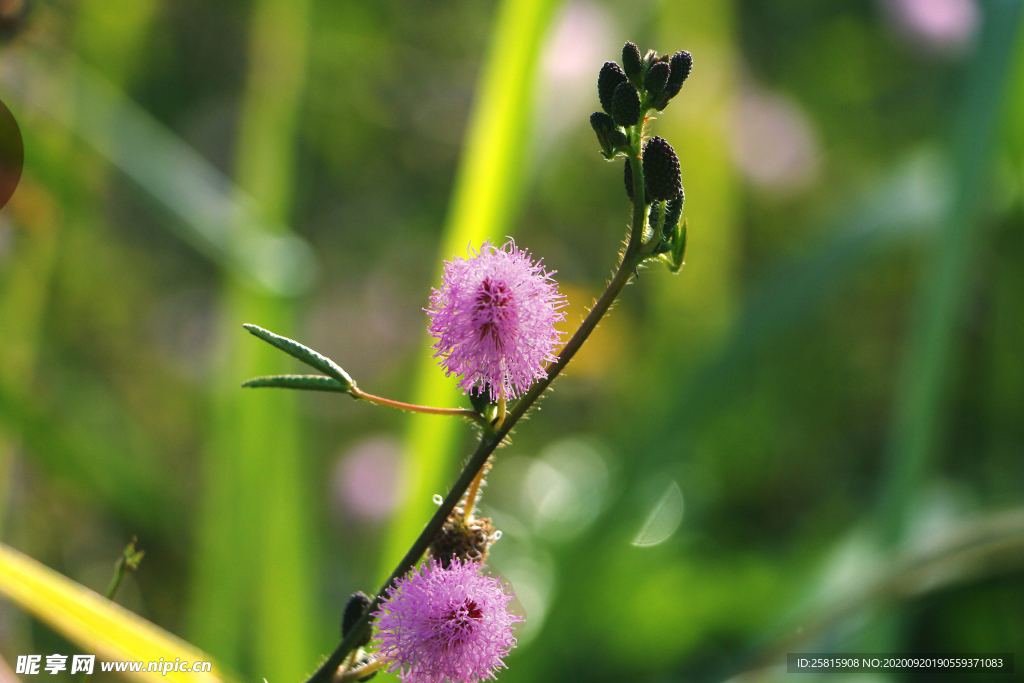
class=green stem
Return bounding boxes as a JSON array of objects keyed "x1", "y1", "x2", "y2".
[
  {"x1": 350, "y1": 388, "x2": 493, "y2": 433},
  {"x1": 81, "y1": 540, "x2": 143, "y2": 683},
  {"x1": 303, "y1": 113, "x2": 652, "y2": 683}
]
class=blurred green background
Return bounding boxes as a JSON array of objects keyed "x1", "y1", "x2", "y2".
[{"x1": 1, "y1": 0, "x2": 1023, "y2": 681}]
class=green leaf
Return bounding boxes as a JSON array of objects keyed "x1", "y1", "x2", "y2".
[
  {"x1": 242, "y1": 324, "x2": 354, "y2": 389},
  {"x1": 242, "y1": 375, "x2": 351, "y2": 393},
  {"x1": 670, "y1": 218, "x2": 687, "y2": 272},
  {"x1": 0, "y1": 543, "x2": 235, "y2": 683},
  {"x1": 659, "y1": 217, "x2": 687, "y2": 272}
]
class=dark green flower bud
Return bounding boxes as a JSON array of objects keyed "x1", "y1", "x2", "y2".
[
  {"x1": 665, "y1": 50, "x2": 692, "y2": 99},
  {"x1": 597, "y1": 61, "x2": 627, "y2": 115},
  {"x1": 622, "y1": 41, "x2": 643, "y2": 80},
  {"x1": 648, "y1": 191, "x2": 683, "y2": 248},
  {"x1": 590, "y1": 111, "x2": 616, "y2": 156},
  {"x1": 652, "y1": 91, "x2": 671, "y2": 111},
  {"x1": 645, "y1": 61, "x2": 670, "y2": 98},
  {"x1": 648, "y1": 203, "x2": 668, "y2": 251},
  {"x1": 611, "y1": 81, "x2": 640, "y2": 127},
  {"x1": 642, "y1": 136, "x2": 681, "y2": 201},
  {"x1": 664, "y1": 191, "x2": 684, "y2": 234},
  {"x1": 624, "y1": 158, "x2": 650, "y2": 204},
  {"x1": 342, "y1": 591, "x2": 373, "y2": 647},
  {"x1": 468, "y1": 386, "x2": 493, "y2": 415},
  {"x1": 590, "y1": 111, "x2": 615, "y2": 134},
  {"x1": 607, "y1": 129, "x2": 629, "y2": 150}
]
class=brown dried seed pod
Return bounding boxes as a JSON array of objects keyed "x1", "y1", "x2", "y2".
[{"x1": 428, "y1": 507, "x2": 497, "y2": 567}]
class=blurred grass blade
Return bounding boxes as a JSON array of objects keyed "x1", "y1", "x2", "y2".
[
  {"x1": 242, "y1": 324, "x2": 354, "y2": 387},
  {"x1": 731, "y1": 508, "x2": 1024, "y2": 681},
  {"x1": 380, "y1": 0, "x2": 561, "y2": 575},
  {"x1": 0, "y1": 382, "x2": 179, "y2": 538},
  {"x1": 0, "y1": 544, "x2": 233, "y2": 683},
  {"x1": 189, "y1": 0, "x2": 316, "y2": 678},
  {"x1": 878, "y1": 0, "x2": 1024, "y2": 545},
  {"x1": 0, "y1": 50, "x2": 316, "y2": 296},
  {"x1": 637, "y1": 152, "x2": 949, "y2": 471},
  {"x1": 242, "y1": 375, "x2": 350, "y2": 393}
]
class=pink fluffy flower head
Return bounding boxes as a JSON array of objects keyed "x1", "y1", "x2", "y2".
[
  {"x1": 374, "y1": 557, "x2": 521, "y2": 683},
  {"x1": 427, "y1": 239, "x2": 566, "y2": 402}
]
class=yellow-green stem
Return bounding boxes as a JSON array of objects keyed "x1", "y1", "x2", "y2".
[{"x1": 336, "y1": 657, "x2": 387, "y2": 683}]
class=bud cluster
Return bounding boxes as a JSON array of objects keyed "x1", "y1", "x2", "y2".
[
  {"x1": 590, "y1": 43, "x2": 692, "y2": 161},
  {"x1": 590, "y1": 41, "x2": 691, "y2": 271}
]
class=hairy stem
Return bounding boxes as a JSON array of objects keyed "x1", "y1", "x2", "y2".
[{"x1": 304, "y1": 117, "x2": 651, "y2": 683}]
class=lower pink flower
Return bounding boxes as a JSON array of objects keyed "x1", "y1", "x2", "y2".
[{"x1": 373, "y1": 558, "x2": 521, "y2": 683}]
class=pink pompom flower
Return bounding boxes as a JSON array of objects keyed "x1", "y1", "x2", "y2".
[
  {"x1": 373, "y1": 557, "x2": 522, "y2": 683},
  {"x1": 427, "y1": 239, "x2": 566, "y2": 402}
]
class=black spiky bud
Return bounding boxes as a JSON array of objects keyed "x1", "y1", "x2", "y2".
[
  {"x1": 597, "y1": 61, "x2": 627, "y2": 115},
  {"x1": 645, "y1": 61, "x2": 670, "y2": 99},
  {"x1": 611, "y1": 81, "x2": 640, "y2": 127},
  {"x1": 342, "y1": 592, "x2": 372, "y2": 647},
  {"x1": 624, "y1": 158, "x2": 650, "y2": 204},
  {"x1": 622, "y1": 41, "x2": 643, "y2": 81},
  {"x1": 665, "y1": 50, "x2": 692, "y2": 99},
  {"x1": 643, "y1": 136, "x2": 681, "y2": 201}
]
